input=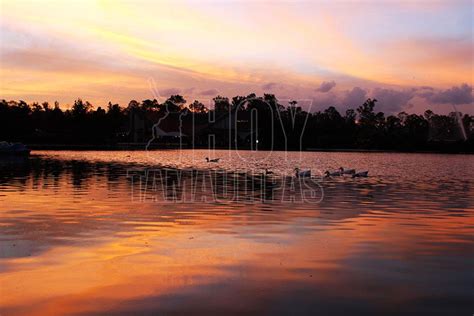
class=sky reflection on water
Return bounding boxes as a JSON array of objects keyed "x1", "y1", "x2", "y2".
[{"x1": 0, "y1": 151, "x2": 473, "y2": 315}]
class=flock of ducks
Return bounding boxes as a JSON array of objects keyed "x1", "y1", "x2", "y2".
[
  {"x1": 296, "y1": 167, "x2": 368, "y2": 178},
  {"x1": 206, "y1": 157, "x2": 368, "y2": 179},
  {"x1": 324, "y1": 167, "x2": 369, "y2": 178}
]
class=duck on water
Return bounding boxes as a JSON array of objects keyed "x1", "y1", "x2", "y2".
[{"x1": 294, "y1": 168, "x2": 311, "y2": 178}]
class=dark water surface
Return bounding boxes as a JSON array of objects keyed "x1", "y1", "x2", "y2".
[{"x1": 0, "y1": 150, "x2": 473, "y2": 315}]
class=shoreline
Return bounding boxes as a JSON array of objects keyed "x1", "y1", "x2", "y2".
[{"x1": 26, "y1": 143, "x2": 474, "y2": 155}]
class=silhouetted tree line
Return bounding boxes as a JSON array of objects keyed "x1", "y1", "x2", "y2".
[{"x1": 0, "y1": 95, "x2": 473, "y2": 152}]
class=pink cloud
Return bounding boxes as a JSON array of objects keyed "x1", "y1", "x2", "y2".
[{"x1": 315, "y1": 81, "x2": 336, "y2": 93}]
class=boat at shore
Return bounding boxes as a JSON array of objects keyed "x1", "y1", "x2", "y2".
[{"x1": 0, "y1": 142, "x2": 31, "y2": 156}]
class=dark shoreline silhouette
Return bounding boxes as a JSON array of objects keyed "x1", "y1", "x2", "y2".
[
  {"x1": 24, "y1": 144, "x2": 474, "y2": 155},
  {"x1": 1, "y1": 95, "x2": 473, "y2": 153}
]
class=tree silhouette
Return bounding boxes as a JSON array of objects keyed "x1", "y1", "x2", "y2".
[
  {"x1": 213, "y1": 95, "x2": 230, "y2": 112},
  {"x1": 189, "y1": 100, "x2": 208, "y2": 113},
  {"x1": 0, "y1": 95, "x2": 471, "y2": 152},
  {"x1": 164, "y1": 95, "x2": 186, "y2": 112}
]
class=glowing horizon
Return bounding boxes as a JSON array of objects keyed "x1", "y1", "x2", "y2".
[{"x1": 0, "y1": 0, "x2": 472, "y2": 114}]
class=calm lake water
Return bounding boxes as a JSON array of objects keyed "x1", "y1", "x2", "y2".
[{"x1": 0, "y1": 150, "x2": 473, "y2": 315}]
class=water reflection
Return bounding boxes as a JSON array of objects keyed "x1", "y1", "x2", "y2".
[{"x1": 0, "y1": 152, "x2": 473, "y2": 315}]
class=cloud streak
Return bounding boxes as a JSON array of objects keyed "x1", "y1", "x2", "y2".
[
  {"x1": 316, "y1": 81, "x2": 336, "y2": 93},
  {"x1": 262, "y1": 82, "x2": 278, "y2": 91},
  {"x1": 159, "y1": 88, "x2": 182, "y2": 96},
  {"x1": 0, "y1": 0, "x2": 472, "y2": 114},
  {"x1": 199, "y1": 89, "x2": 219, "y2": 96},
  {"x1": 310, "y1": 84, "x2": 473, "y2": 114},
  {"x1": 423, "y1": 83, "x2": 473, "y2": 105}
]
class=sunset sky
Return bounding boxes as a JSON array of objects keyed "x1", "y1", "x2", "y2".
[{"x1": 0, "y1": 0, "x2": 472, "y2": 114}]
